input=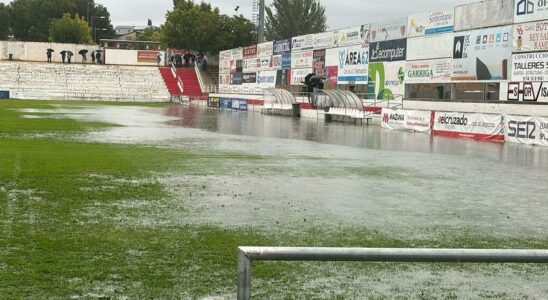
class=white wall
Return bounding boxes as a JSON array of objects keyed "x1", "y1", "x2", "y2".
[
  {"x1": 404, "y1": 100, "x2": 548, "y2": 117},
  {"x1": 0, "y1": 41, "x2": 99, "y2": 63}
]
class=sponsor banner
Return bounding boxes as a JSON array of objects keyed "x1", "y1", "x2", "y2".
[
  {"x1": 282, "y1": 53, "x2": 292, "y2": 70},
  {"x1": 219, "y1": 74, "x2": 231, "y2": 85},
  {"x1": 257, "y1": 41, "x2": 273, "y2": 58},
  {"x1": 454, "y1": 0, "x2": 513, "y2": 32},
  {"x1": 334, "y1": 44, "x2": 369, "y2": 84},
  {"x1": 276, "y1": 69, "x2": 290, "y2": 86},
  {"x1": 232, "y1": 99, "x2": 248, "y2": 111},
  {"x1": 243, "y1": 58, "x2": 260, "y2": 73},
  {"x1": 221, "y1": 48, "x2": 243, "y2": 61},
  {"x1": 137, "y1": 50, "x2": 160, "y2": 63},
  {"x1": 407, "y1": 33, "x2": 453, "y2": 61},
  {"x1": 405, "y1": 58, "x2": 452, "y2": 83},
  {"x1": 327, "y1": 66, "x2": 338, "y2": 85},
  {"x1": 505, "y1": 115, "x2": 548, "y2": 146},
  {"x1": 220, "y1": 98, "x2": 232, "y2": 109},
  {"x1": 381, "y1": 108, "x2": 433, "y2": 133},
  {"x1": 313, "y1": 49, "x2": 327, "y2": 77},
  {"x1": 230, "y1": 60, "x2": 243, "y2": 74},
  {"x1": 291, "y1": 50, "x2": 313, "y2": 69},
  {"x1": 369, "y1": 38, "x2": 407, "y2": 62},
  {"x1": 515, "y1": 0, "x2": 548, "y2": 23},
  {"x1": 271, "y1": 55, "x2": 282, "y2": 70},
  {"x1": 314, "y1": 31, "x2": 337, "y2": 49},
  {"x1": 273, "y1": 38, "x2": 292, "y2": 55},
  {"x1": 368, "y1": 61, "x2": 406, "y2": 100},
  {"x1": 501, "y1": 81, "x2": 548, "y2": 102},
  {"x1": 290, "y1": 68, "x2": 313, "y2": 86},
  {"x1": 335, "y1": 25, "x2": 370, "y2": 47},
  {"x1": 231, "y1": 73, "x2": 243, "y2": 85},
  {"x1": 408, "y1": 10, "x2": 454, "y2": 37},
  {"x1": 433, "y1": 112, "x2": 505, "y2": 141},
  {"x1": 259, "y1": 56, "x2": 272, "y2": 70},
  {"x1": 242, "y1": 73, "x2": 257, "y2": 84},
  {"x1": 257, "y1": 70, "x2": 277, "y2": 88},
  {"x1": 219, "y1": 60, "x2": 231, "y2": 74},
  {"x1": 452, "y1": 26, "x2": 512, "y2": 81},
  {"x1": 514, "y1": 21, "x2": 548, "y2": 52},
  {"x1": 243, "y1": 45, "x2": 258, "y2": 59},
  {"x1": 512, "y1": 52, "x2": 548, "y2": 81},
  {"x1": 370, "y1": 18, "x2": 407, "y2": 42},
  {"x1": 292, "y1": 34, "x2": 314, "y2": 51}
]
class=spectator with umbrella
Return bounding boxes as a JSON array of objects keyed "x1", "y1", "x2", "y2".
[
  {"x1": 66, "y1": 51, "x2": 74, "y2": 64},
  {"x1": 95, "y1": 50, "x2": 102, "y2": 64},
  {"x1": 79, "y1": 50, "x2": 88, "y2": 64},
  {"x1": 60, "y1": 50, "x2": 67, "y2": 63},
  {"x1": 46, "y1": 48, "x2": 54, "y2": 63},
  {"x1": 91, "y1": 51, "x2": 96, "y2": 64}
]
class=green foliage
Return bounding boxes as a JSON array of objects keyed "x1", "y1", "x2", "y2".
[
  {"x1": 138, "y1": 27, "x2": 163, "y2": 42},
  {"x1": 162, "y1": 0, "x2": 255, "y2": 52},
  {"x1": 0, "y1": 3, "x2": 9, "y2": 39},
  {"x1": 265, "y1": 0, "x2": 327, "y2": 41},
  {"x1": 7, "y1": 0, "x2": 114, "y2": 42},
  {"x1": 49, "y1": 13, "x2": 93, "y2": 44}
]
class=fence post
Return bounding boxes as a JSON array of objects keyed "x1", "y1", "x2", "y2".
[{"x1": 237, "y1": 248, "x2": 252, "y2": 300}]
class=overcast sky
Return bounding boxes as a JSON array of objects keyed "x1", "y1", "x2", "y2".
[{"x1": 1, "y1": 0, "x2": 479, "y2": 29}]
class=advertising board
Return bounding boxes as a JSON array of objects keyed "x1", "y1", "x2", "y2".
[
  {"x1": 257, "y1": 71, "x2": 277, "y2": 88},
  {"x1": 314, "y1": 31, "x2": 337, "y2": 49},
  {"x1": 290, "y1": 68, "x2": 313, "y2": 85},
  {"x1": 242, "y1": 73, "x2": 257, "y2": 84},
  {"x1": 511, "y1": 52, "x2": 548, "y2": 82},
  {"x1": 381, "y1": 109, "x2": 433, "y2": 133},
  {"x1": 513, "y1": 21, "x2": 548, "y2": 52},
  {"x1": 370, "y1": 18, "x2": 407, "y2": 42},
  {"x1": 515, "y1": 0, "x2": 548, "y2": 23},
  {"x1": 257, "y1": 41, "x2": 273, "y2": 58},
  {"x1": 407, "y1": 10, "x2": 454, "y2": 37},
  {"x1": 407, "y1": 33, "x2": 453, "y2": 61},
  {"x1": 137, "y1": 50, "x2": 161, "y2": 63},
  {"x1": 208, "y1": 97, "x2": 220, "y2": 108},
  {"x1": 368, "y1": 61, "x2": 406, "y2": 100},
  {"x1": 327, "y1": 44, "x2": 369, "y2": 85},
  {"x1": 452, "y1": 26, "x2": 512, "y2": 81},
  {"x1": 313, "y1": 49, "x2": 327, "y2": 77},
  {"x1": 369, "y1": 38, "x2": 407, "y2": 63},
  {"x1": 454, "y1": 0, "x2": 513, "y2": 32},
  {"x1": 433, "y1": 112, "x2": 505, "y2": 141},
  {"x1": 505, "y1": 115, "x2": 548, "y2": 146},
  {"x1": 292, "y1": 34, "x2": 314, "y2": 51},
  {"x1": 335, "y1": 25, "x2": 370, "y2": 47},
  {"x1": 273, "y1": 39, "x2": 292, "y2": 55},
  {"x1": 405, "y1": 58, "x2": 452, "y2": 83},
  {"x1": 291, "y1": 50, "x2": 313, "y2": 69},
  {"x1": 243, "y1": 45, "x2": 258, "y2": 59},
  {"x1": 501, "y1": 81, "x2": 548, "y2": 102}
]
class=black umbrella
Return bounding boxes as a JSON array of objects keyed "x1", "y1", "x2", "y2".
[
  {"x1": 67, "y1": 51, "x2": 74, "y2": 56},
  {"x1": 60, "y1": 50, "x2": 67, "y2": 55},
  {"x1": 47, "y1": 48, "x2": 54, "y2": 53},
  {"x1": 79, "y1": 49, "x2": 88, "y2": 55},
  {"x1": 95, "y1": 49, "x2": 103, "y2": 53},
  {"x1": 303, "y1": 73, "x2": 316, "y2": 85}
]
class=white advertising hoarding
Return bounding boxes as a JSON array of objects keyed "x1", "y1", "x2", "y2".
[
  {"x1": 505, "y1": 115, "x2": 548, "y2": 146},
  {"x1": 511, "y1": 52, "x2": 548, "y2": 82},
  {"x1": 314, "y1": 31, "x2": 337, "y2": 49},
  {"x1": 452, "y1": 26, "x2": 512, "y2": 81},
  {"x1": 515, "y1": 0, "x2": 548, "y2": 23},
  {"x1": 454, "y1": 0, "x2": 514, "y2": 32},
  {"x1": 368, "y1": 61, "x2": 406, "y2": 100},
  {"x1": 370, "y1": 18, "x2": 407, "y2": 42},
  {"x1": 257, "y1": 41, "x2": 273, "y2": 58},
  {"x1": 290, "y1": 68, "x2": 313, "y2": 85},
  {"x1": 335, "y1": 25, "x2": 370, "y2": 47},
  {"x1": 405, "y1": 58, "x2": 452, "y2": 83},
  {"x1": 433, "y1": 112, "x2": 505, "y2": 141},
  {"x1": 257, "y1": 70, "x2": 277, "y2": 88},
  {"x1": 513, "y1": 21, "x2": 548, "y2": 52},
  {"x1": 291, "y1": 50, "x2": 313, "y2": 69},
  {"x1": 407, "y1": 10, "x2": 454, "y2": 37},
  {"x1": 501, "y1": 81, "x2": 548, "y2": 102},
  {"x1": 381, "y1": 108, "x2": 433, "y2": 133},
  {"x1": 292, "y1": 34, "x2": 314, "y2": 51},
  {"x1": 332, "y1": 44, "x2": 370, "y2": 85},
  {"x1": 407, "y1": 33, "x2": 453, "y2": 61}
]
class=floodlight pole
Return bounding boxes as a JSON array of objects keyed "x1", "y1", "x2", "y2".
[{"x1": 257, "y1": 0, "x2": 265, "y2": 43}]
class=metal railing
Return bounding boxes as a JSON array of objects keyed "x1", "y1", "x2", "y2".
[
  {"x1": 194, "y1": 64, "x2": 218, "y2": 94},
  {"x1": 237, "y1": 246, "x2": 548, "y2": 300}
]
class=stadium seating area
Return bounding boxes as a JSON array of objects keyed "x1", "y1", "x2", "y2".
[{"x1": 0, "y1": 62, "x2": 170, "y2": 102}]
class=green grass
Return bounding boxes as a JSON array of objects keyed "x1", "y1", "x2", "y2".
[{"x1": 0, "y1": 100, "x2": 546, "y2": 299}]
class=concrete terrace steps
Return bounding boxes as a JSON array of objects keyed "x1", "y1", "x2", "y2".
[
  {"x1": 158, "y1": 67, "x2": 203, "y2": 97},
  {"x1": 0, "y1": 61, "x2": 170, "y2": 102}
]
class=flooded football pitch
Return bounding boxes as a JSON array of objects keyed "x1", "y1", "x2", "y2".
[{"x1": 9, "y1": 103, "x2": 548, "y2": 299}]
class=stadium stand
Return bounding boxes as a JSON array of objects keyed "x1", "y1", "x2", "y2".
[{"x1": 0, "y1": 62, "x2": 170, "y2": 102}]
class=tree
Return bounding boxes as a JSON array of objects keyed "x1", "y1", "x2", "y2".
[
  {"x1": 49, "y1": 13, "x2": 93, "y2": 44},
  {"x1": 147, "y1": 19, "x2": 152, "y2": 27},
  {"x1": 7, "y1": 0, "x2": 114, "y2": 42},
  {"x1": 138, "y1": 27, "x2": 163, "y2": 42},
  {"x1": 0, "y1": 3, "x2": 10, "y2": 39},
  {"x1": 90, "y1": 4, "x2": 115, "y2": 41},
  {"x1": 265, "y1": 0, "x2": 327, "y2": 41},
  {"x1": 162, "y1": 0, "x2": 254, "y2": 53}
]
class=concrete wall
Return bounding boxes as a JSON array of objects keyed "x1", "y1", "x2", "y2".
[
  {"x1": 404, "y1": 100, "x2": 548, "y2": 117},
  {"x1": 0, "y1": 41, "x2": 99, "y2": 63}
]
